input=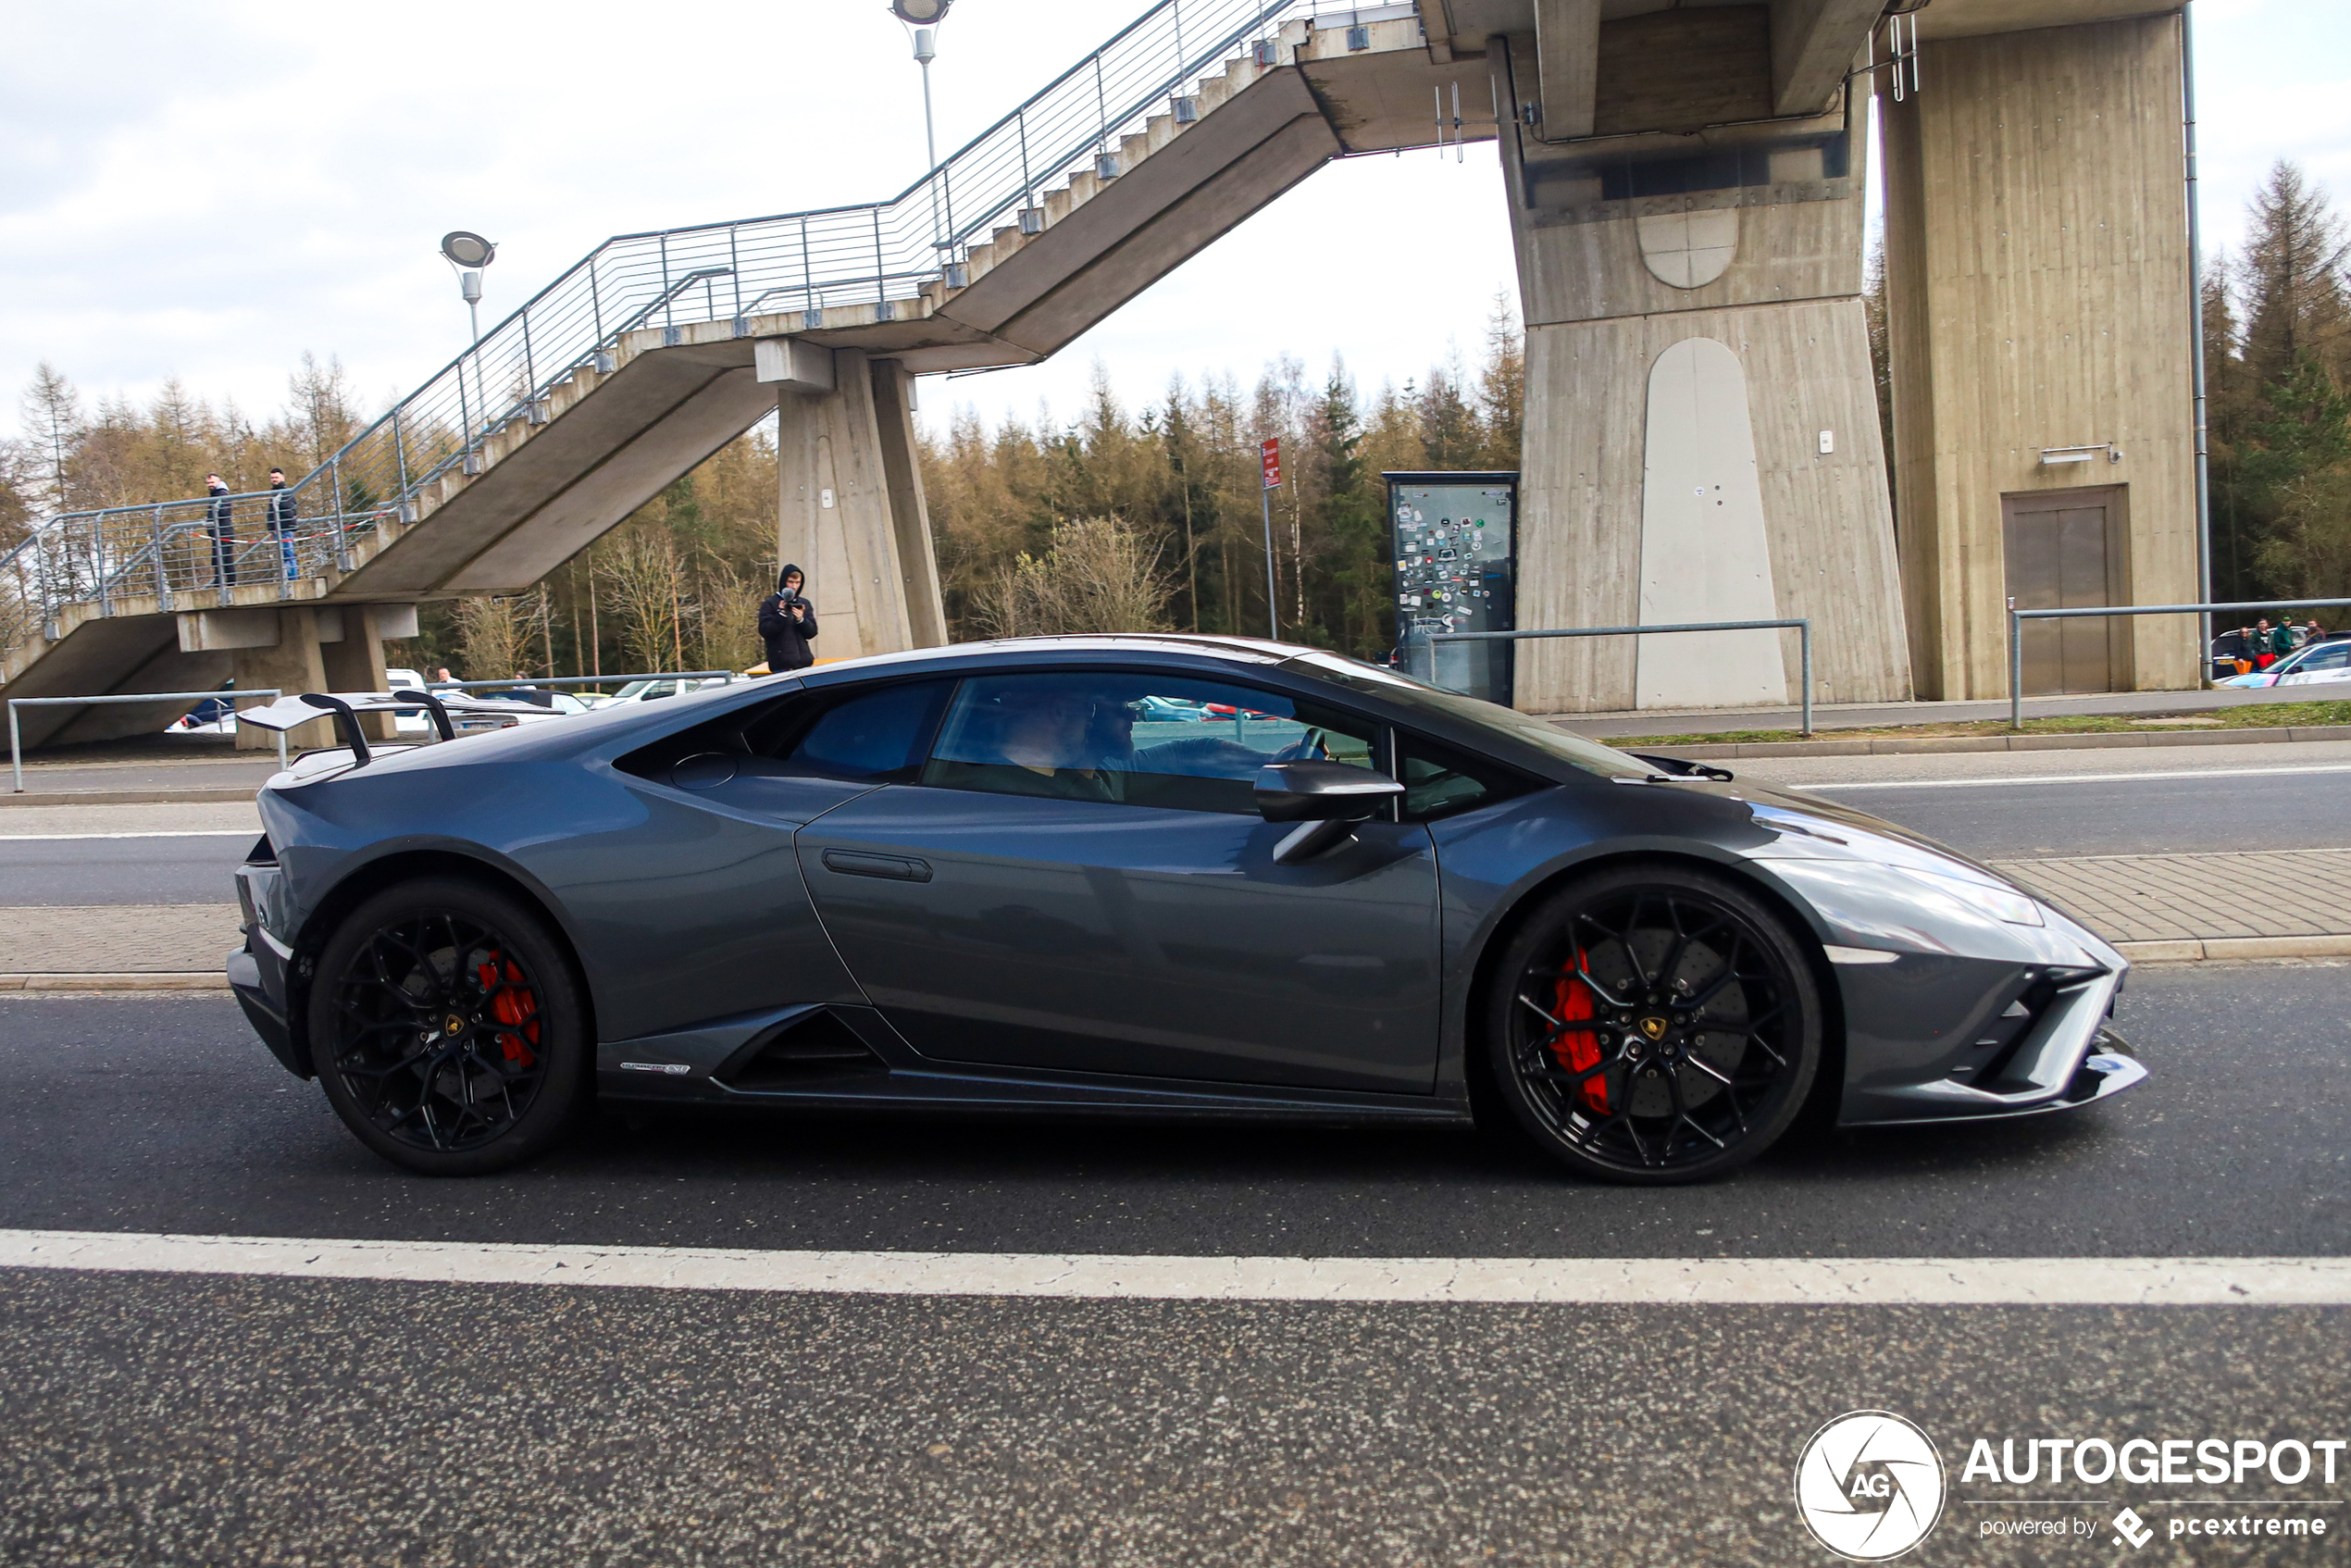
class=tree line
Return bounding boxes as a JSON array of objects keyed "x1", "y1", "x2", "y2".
[
  {"x1": 2, "y1": 293, "x2": 1522, "y2": 678},
  {"x1": 9, "y1": 161, "x2": 2345, "y2": 677}
]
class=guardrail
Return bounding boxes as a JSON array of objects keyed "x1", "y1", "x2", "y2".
[
  {"x1": 3, "y1": 0, "x2": 1377, "y2": 653},
  {"x1": 10, "y1": 690, "x2": 287, "y2": 793},
  {"x1": 1408, "y1": 620, "x2": 1816, "y2": 736},
  {"x1": 2007, "y1": 597, "x2": 2351, "y2": 729}
]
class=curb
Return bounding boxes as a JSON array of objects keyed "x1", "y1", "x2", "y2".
[
  {"x1": 0, "y1": 788, "x2": 258, "y2": 808},
  {"x1": 1614, "y1": 724, "x2": 2351, "y2": 760},
  {"x1": 0, "y1": 973, "x2": 231, "y2": 992},
  {"x1": 2113, "y1": 935, "x2": 2351, "y2": 964}
]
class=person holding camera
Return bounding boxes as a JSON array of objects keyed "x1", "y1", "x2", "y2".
[{"x1": 759, "y1": 564, "x2": 820, "y2": 672}]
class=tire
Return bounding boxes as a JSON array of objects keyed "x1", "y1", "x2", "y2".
[
  {"x1": 307, "y1": 877, "x2": 588, "y2": 1176},
  {"x1": 1485, "y1": 864, "x2": 1822, "y2": 1184}
]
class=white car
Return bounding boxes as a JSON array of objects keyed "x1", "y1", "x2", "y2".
[
  {"x1": 2220, "y1": 637, "x2": 2351, "y2": 690},
  {"x1": 583, "y1": 677, "x2": 730, "y2": 709}
]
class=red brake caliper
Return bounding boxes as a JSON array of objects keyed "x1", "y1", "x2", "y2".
[
  {"x1": 476, "y1": 954, "x2": 540, "y2": 1068},
  {"x1": 1550, "y1": 964, "x2": 1611, "y2": 1114}
]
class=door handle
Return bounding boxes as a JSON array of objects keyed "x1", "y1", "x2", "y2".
[{"x1": 821, "y1": 850, "x2": 933, "y2": 883}]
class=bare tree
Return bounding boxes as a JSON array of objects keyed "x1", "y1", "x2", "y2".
[
  {"x1": 599, "y1": 528, "x2": 692, "y2": 673},
  {"x1": 696, "y1": 558, "x2": 765, "y2": 672},
  {"x1": 453, "y1": 592, "x2": 540, "y2": 680},
  {"x1": 974, "y1": 516, "x2": 1176, "y2": 638}
]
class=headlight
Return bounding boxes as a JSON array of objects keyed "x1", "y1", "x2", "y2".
[{"x1": 1898, "y1": 865, "x2": 2044, "y2": 927}]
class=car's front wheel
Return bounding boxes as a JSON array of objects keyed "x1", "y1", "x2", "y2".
[
  {"x1": 1486, "y1": 865, "x2": 1822, "y2": 1184},
  {"x1": 307, "y1": 878, "x2": 588, "y2": 1176}
]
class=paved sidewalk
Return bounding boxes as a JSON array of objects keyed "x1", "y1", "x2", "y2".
[
  {"x1": 1554, "y1": 682, "x2": 2345, "y2": 740},
  {"x1": 0, "y1": 905, "x2": 243, "y2": 977},
  {"x1": 6, "y1": 848, "x2": 2351, "y2": 988},
  {"x1": 1996, "y1": 849, "x2": 2351, "y2": 945}
]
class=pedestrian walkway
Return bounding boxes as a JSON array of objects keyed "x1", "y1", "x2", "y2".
[
  {"x1": 0, "y1": 905, "x2": 243, "y2": 986},
  {"x1": 6, "y1": 850, "x2": 2349, "y2": 989},
  {"x1": 1996, "y1": 849, "x2": 2351, "y2": 953}
]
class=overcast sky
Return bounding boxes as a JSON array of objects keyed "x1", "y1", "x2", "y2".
[{"x1": 4, "y1": 0, "x2": 2345, "y2": 450}]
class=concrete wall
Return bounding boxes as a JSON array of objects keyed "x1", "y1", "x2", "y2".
[{"x1": 1882, "y1": 12, "x2": 2196, "y2": 699}]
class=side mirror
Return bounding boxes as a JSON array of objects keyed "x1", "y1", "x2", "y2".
[{"x1": 1254, "y1": 761, "x2": 1405, "y2": 865}]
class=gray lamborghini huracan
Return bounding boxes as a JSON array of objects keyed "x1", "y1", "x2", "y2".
[{"x1": 227, "y1": 635, "x2": 2143, "y2": 1183}]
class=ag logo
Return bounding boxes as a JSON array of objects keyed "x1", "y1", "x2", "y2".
[{"x1": 1794, "y1": 1411, "x2": 1947, "y2": 1561}]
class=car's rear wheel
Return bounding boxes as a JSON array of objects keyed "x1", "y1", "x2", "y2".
[
  {"x1": 308, "y1": 878, "x2": 587, "y2": 1176},
  {"x1": 1486, "y1": 865, "x2": 1821, "y2": 1184}
]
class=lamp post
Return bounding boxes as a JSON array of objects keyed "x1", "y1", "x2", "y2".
[
  {"x1": 889, "y1": 2, "x2": 953, "y2": 257},
  {"x1": 439, "y1": 230, "x2": 497, "y2": 344},
  {"x1": 440, "y1": 231, "x2": 496, "y2": 460}
]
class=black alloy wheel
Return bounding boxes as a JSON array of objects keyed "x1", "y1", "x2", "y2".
[
  {"x1": 1486, "y1": 865, "x2": 1821, "y2": 1184},
  {"x1": 308, "y1": 878, "x2": 588, "y2": 1176}
]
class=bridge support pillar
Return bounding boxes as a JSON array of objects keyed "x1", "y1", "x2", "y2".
[
  {"x1": 775, "y1": 350, "x2": 948, "y2": 663},
  {"x1": 226, "y1": 608, "x2": 334, "y2": 751},
  {"x1": 1492, "y1": 34, "x2": 1910, "y2": 714},
  {"x1": 1882, "y1": 12, "x2": 2196, "y2": 699}
]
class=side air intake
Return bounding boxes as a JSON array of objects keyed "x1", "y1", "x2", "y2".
[{"x1": 713, "y1": 1011, "x2": 889, "y2": 1091}]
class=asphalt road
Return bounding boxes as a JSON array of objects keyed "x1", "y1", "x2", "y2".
[
  {"x1": 1788, "y1": 765, "x2": 2351, "y2": 859},
  {"x1": 0, "y1": 833, "x2": 251, "y2": 905},
  {"x1": 1, "y1": 967, "x2": 2345, "y2": 1565}
]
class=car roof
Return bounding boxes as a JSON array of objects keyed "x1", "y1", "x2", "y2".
[{"x1": 795, "y1": 634, "x2": 1300, "y2": 686}]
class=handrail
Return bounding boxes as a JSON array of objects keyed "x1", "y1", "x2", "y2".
[{"x1": 2006, "y1": 597, "x2": 2351, "y2": 730}]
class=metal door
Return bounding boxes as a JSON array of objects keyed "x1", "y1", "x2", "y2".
[
  {"x1": 2003, "y1": 488, "x2": 2128, "y2": 695},
  {"x1": 796, "y1": 787, "x2": 1443, "y2": 1095}
]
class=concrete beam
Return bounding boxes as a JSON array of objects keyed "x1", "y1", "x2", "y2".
[
  {"x1": 177, "y1": 609, "x2": 281, "y2": 653},
  {"x1": 754, "y1": 338, "x2": 837, "y2": 394},
  {"x1": 1771, "y1": 0, "x2": 1881, "y2": 116},
  {"x1": 1532, "y1": 0, "x2": 1600, "y2": 140}
]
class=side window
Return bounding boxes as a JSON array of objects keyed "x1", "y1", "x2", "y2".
[
  {"x1": 2302, "y1": 642, "x2": 2348, "y2": 670},
  {"x1": 1397, "y1": 734, "x2": 1534, "y2": 823},
  {"x1": 922, "y1": 671, "x2": 1380, "y2": 814},
  {"x1": 747, "y1": 680, "x2": 949, "y2": 783}
]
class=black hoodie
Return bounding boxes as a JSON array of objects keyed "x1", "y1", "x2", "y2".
[{"x1": 758, "y1": 565, "x2": 819, "y2": 670}]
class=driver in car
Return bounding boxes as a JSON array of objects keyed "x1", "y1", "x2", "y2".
[{"x1": 934, "y1": 685, "x2": 1125, "y2": 803}]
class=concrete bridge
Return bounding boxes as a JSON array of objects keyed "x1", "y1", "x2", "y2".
[{"x1": 1, "y1": 0, "x2": 2195, "y2": 747}]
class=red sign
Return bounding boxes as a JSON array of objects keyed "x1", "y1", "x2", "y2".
[{"x1": 1261, "y1": 438, "x2": 1282, "y2": 491}]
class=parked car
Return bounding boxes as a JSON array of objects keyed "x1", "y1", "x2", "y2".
[
  {"x1": 584, "y1": 678, "x2": 730, "y2": 709},
  {"x1": 227, "y1": 635, "x2": 2141, "y2": 1185},
  {"x1": 2219, "y1": 634, "x2": 2351, "y2": 690}
]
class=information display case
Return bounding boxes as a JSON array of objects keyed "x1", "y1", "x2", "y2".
[{"x1": 1385, "y1": 471, "x2": 1519, "y2": 705}]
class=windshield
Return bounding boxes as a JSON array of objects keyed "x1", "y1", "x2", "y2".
[{"x1": 1289, "y1": 653, "x2": 1656, "y2": 780}]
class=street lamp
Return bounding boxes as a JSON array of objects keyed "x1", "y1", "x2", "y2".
[
  {"x1": 439, "y1": 230, "x2": 497, "y2": 344},
  {"x1": 889, "y1": 2, "x2": 953, "y2": 263}
]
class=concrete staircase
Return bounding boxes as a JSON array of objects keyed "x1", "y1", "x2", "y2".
[{"x1": 3, "y1": 2, "x2": 1490, "y2": 746}]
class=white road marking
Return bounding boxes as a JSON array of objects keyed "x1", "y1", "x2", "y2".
[
  {"x1": 2, "y1": 1230, "x2": 2347, "y2": 1304},
  {"x1": 0, "y1": 831, "x2": 256, "y2": 841},
  {"x1": 1801, "y1": 765, "x2": 2351, "y2": 792}
]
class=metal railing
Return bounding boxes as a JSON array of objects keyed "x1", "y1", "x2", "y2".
[
  {"x1": 10, "y1": 690, "x2": 287, "y2": 793},
  {"x1": 1408, "y1": 620, "x2": 1816, "y2": 735},
  {"x1": 2, "y1": 1, "x2": 1391, "y2": 665},
  {"x1": 2008, "y1": 597, "x2": 2351, "y2": 729}
]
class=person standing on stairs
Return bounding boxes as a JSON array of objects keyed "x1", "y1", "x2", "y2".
[
  {"x1": 205, "y1": 475, "x2": 238, "y2": 589},
  {"x1": 267, "y1": 468, "x2": 298, "y2": 581},
  {"x1": 759, "y1": 564, "x2": 819, "y2": 673}
]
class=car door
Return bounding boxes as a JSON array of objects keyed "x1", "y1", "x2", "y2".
[
  {"x1": 2280, "y1": 641, "x2": 2350, "y2": 686},
  {"x1": 795, "y1": 667, "x2": 1443, "y2": 1094}
]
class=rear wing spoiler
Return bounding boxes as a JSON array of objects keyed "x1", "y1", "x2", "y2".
[{"x1": 236, "y1": 690, "x2": 566, "y2": 765}]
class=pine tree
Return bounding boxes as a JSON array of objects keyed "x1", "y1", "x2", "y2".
[{"x1": 2237, "y1": 161, "x2": 2351, "y2": 391}]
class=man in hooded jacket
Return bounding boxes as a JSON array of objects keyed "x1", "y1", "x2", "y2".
[{"x1": 759, "y1": 564, "x2": 819, "y2": 671}]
